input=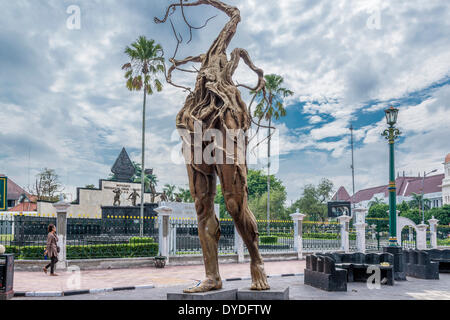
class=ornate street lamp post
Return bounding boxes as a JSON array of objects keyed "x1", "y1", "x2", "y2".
[{"x1": 381, "y1": 106, "x2": 400, "y2": 246}]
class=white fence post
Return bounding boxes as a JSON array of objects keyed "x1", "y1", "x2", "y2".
[
  {"x1": 290, "y1": 209, "x2": 306, "y2": 259},
  {"x1": 338, "y1": 213, "x2": 352, "y2": 253},
  {"x1": 416, "y1": 223, "x2": 428, "y2": 250},
  {"x1": 155, "y1": 206, "x2": 173, "y2": 264},
  {"x1": 353, "y1": 207, "x2": 368, "y2": 253},
  {"x1": 53, "y1": 199, "x2": 70, "y2": 271},
  {"x1": 428, "y1": 216, "x2": 439, "y2": 248}
]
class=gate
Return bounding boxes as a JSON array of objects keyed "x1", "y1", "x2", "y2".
[{"x1": 401, "y1": 226, "x2": 416, "y2": 249}]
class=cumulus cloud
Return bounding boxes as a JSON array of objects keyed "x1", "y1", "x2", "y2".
[{"x1": 0, "y1": 0, "x2": 449, "y2": 203}]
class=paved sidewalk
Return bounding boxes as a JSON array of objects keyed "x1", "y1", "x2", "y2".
[
  {"x1": 15, "y1": 274, "x2": 450, "y2": 300},
  {"x1": 14, "y1": 260, "x2": 305, "y2": 292}
]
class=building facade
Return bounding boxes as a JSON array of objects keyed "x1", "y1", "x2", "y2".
[{"x1": 333, "y1": 153, "x2": 450, "y2": 209}]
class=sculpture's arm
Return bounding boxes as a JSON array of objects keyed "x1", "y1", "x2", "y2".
[
  {"x1": 227, "y1": 48, "x2": 265, "y2": 93},
  {"x1": 154, "y1": 1, "x2": 208, "y2": 24},
  {"x1": 166, "y1": 55, "x2": 203, "y2": 91}
]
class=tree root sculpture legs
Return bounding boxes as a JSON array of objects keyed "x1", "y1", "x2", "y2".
[
  {"x1": 217, "y1": 164, "x2": 270, "y2": 291},
  {"x1": 183, "y1": 164, "x2": 223, "y2": 293}
]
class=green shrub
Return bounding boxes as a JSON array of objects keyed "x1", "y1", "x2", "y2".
[
  {"x1": 303, "y1": 233, "x2": 340, "y2": 240},
  {"x1": 129, "y1": 237, "x2": 155, "y2": 244},
  {"x1": 4, "y1": 245, "x2": 21, "y2": 256},
  {"x1": 20, "y1": 245, "x2": 46, "y2": 260},
  {"x1": 3, "y1": 243, "x2": 159, "y2": 260},
  {"x1": 67, "y1": 243, "x2": 158, "y2": 259},
  {"x1": 260, "y1": 236, "x2": 278, "y2": 244},
  {"x1": 259, "y1": 232, "x2": 293, "y2": 238},
  {"x1": 438, "y1": 238, "x2": 450, "y2": 246}
]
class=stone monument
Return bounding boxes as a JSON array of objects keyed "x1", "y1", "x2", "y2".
[{"x1": 111, "y1": 147, "x2": 135, "y2": 182}]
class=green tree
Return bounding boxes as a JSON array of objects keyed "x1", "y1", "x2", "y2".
[
  {"x1": 247, "y1": 169, "x2": 285, "y2": 198},
  {"x1": 367, "y1": 203, "x2": 389, "y2": 219},
  {"x1": 123, "y1": 35, "x2": 165, "y2": 234},
  {"x1": 397, "y1": 201, "x2": 410, "y2": 215},
  {"x1": 32, "y1": 168, "x2": 64, "y2": 202},
  {"x1": 176, "y1": 187, "x2": 194, "y2": 203},
  {"x1": 408, "y1": 192, "x2": 431, "y2": 210},
  {"x1": 163, "y1": 184, "x2": 176, "y2": 201},
  {"x1": 253, "y1": 74, "x2": 293, "y2": 225},
  {"x1": 368, "y1": 197, "x2": 385, "y2": 207},
  {"x1": 401, "y1": 208, "x2": 421, "y2": 225},
  {"x1": 214, "y1": 169, "x2": 287, "y2": 219},
  {"x1": 428, "y1": 205, "x2": 450, "y2": 225},
  {"x1": 290, "y1": 178, "x2": 334, "y2": 221},
  {"x1": 249, "y1": 189, "x2": 289, "y2": 220},
  {"x1": 85, "y1": 184, "x2": 96, "y2": 189},
  {"x1": 132, "y1": 162, "x2": 158, "y2": 194}
]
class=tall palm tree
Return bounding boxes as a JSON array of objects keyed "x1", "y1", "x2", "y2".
[
  {"x1": 253, "y1": 74, "x2": 293, "y2": 234},
  {"x1": 163, "y1": 184, "x2": 176, "y2": 201},
  {"x1": 409, "y1": 193, "x2": 430, "y2": 210},
  {"x1": 132, "y1": 162, "x2": 158, "y2": 194},
  {"x1": 122, "y1": 36, "x2": 165, "y2": 236}
]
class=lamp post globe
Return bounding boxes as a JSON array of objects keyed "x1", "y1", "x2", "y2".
[{"x1": 384, "y1": 106, "x2": 399, "y2": 127}]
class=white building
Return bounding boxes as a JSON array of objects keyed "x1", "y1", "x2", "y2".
[
  {"x1": 441, "y1": 153, "x2": 450, "y2": 205},
  {"x1": 333, "y1": 153, "x2": 450, "y2": 209}
]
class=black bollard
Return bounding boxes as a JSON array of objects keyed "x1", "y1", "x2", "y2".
[{"x1": 0, "y1": 254, "x2": 14, "y2": 300}]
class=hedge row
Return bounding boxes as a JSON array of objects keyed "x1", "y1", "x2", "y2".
[
  {"x1": 259, "y1": 232, "x2": 293, "y2": 238},
  {"x1": 438, "y1": 238, "x2": 450, "y2": 246},
  {"x1": 129, "y1": 237, "x2": 155, "y2": 244},
  {"x1": 5, "y1": 243, "x2": 159, "y2": 260},
  {"x1": 260, "y1": 236, "x2": 278, "y2": 244}
]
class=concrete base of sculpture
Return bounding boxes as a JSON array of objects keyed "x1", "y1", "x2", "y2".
[
  {"x1": 237, "y1": 287, "x2": 289, "y2": 300},
  {"x1": 167, "y1": 288, "x2": 238, "y2": 300}
]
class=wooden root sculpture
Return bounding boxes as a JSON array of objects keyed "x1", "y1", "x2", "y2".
[{"x1": 155, "y1": 0, "x2": 269, "y2": 292}]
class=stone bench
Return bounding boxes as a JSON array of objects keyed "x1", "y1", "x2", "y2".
[
  {"x1": 317, "y1": 252, "x2": 394, "y2": 286},
  {"x1": 425, "y1": 249, "x2": 450, "y2": 273},
  {"x1": 304, "y1": 254, "x2": 347, "y2": 291},
  {"x1": 404, "y1": 250, "x2": 439, "y2": 280}
]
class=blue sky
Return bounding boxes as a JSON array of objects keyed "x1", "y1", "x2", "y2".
[{"x1": 0, "y1": 0, "x2": 449, "y2": 204}]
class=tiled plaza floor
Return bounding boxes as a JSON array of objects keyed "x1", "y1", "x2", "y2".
[
  {"x1": 14, "y1": 273, "x2": 450, "y2": 300},
  {"x1": 13, "y1": 260, "x2": 305, "y2": 292}
]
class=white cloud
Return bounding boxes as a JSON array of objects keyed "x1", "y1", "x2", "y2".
[{"x1": 1, "y1": 0, "x2": 449, "y2": 204}]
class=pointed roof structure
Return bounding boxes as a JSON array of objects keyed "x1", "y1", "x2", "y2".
[
  {"x1": 111, "y1": 148, "x2": 135, "y2": 182},
  {"x1": 331, "y1": 186, "x2": 351, "y2": 201}
]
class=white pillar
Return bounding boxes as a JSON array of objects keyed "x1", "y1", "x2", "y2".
[
  {"x1": 338, "y1": 214, "x2": 352, "y2": 253},
  {"x1": 290, "y1": 209, "x2": 306, "y2": 259},
  {"x1": 155, "y1": 206, "x2": 173, "y2": 264},
  {"x1": 234, "y1": 226, "x2": 245, "y2": 263},
  {"x1": 416, "y1": 223, "x2": 428, "y2": 250},
  {"x1": 53, "y1": 199, "x2": 70, "y2": 271},
  {"x1": 428, "y1": 216, "x2": 439, "y2": 248},
  {"x1": 353, "y1": 208, "x2": 368, "y2": 253}
]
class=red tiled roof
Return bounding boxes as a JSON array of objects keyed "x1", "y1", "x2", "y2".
[
  {"x1": 8, "y1": 202, "x2": 37, "y2": 212},
  {"x1": 350, "y1": 184, "x2": 388, "y2": 203},
  {"x1": 332, "y1": 186, "x2": 351, "y2": 201},
  {"x1": 0, "y1": 174, "x2": 30, "y2": 200},
  {"x1": 446, "y1": 153, "x2": 450, "y2": 164},
  {"x1": 346, "y1": 174, "x2": 445, "y2": 203},
  {"x1": 400, "y1": 174, "x2": 444, "y2": 196}
]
